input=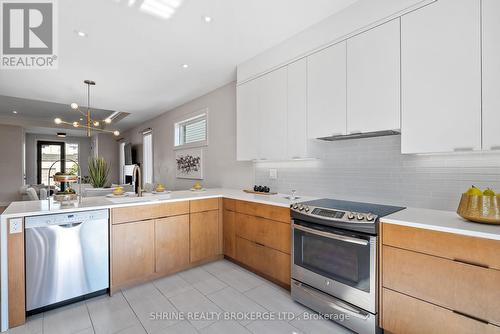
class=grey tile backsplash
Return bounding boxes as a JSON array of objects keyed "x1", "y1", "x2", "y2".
[{"x1": 254, "y1": 135, "x2": 500, "y2": 211}]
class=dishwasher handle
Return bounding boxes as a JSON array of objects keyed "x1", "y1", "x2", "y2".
[{"x1": 58, "y1": 222, "x2": 83, "y2": 228}]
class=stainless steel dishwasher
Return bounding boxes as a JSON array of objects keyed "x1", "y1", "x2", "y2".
[{"x1": 25, "y1": 210, "x2": 109, "y2": 313}]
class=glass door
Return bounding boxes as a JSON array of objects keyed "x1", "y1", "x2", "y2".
[
  {"x1": 37, "y1": 141, "x2": 65, "y2": 185},
  {"x1": 293, "y1": 221, "x2": 373, "y2": 293}
]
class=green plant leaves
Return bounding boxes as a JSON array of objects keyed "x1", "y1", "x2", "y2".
[{"x1": 88, "y1": 157, "x2": 111, "y2": 188}]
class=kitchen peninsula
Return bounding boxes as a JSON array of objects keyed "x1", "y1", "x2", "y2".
[{"x1": 0, "y1": 189, "x2": 315, "y2": 331}]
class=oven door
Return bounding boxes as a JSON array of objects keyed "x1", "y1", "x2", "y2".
[{"x1": 292, "y1": 220, "x2": 377, "y2": 313}]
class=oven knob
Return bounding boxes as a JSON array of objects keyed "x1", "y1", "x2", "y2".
[
  {"x1": 292, "y1": 203, "x2": 299, "y2": 210},
  {"x1": 347, "y1": 212, "x2": 355, "y2": 220},
  {"x1": 357, "y1": 214, "x2": 365, "y2": 221},
  {"x1": 298, "y1": 205, "x2": 304, "y2": 211},
  {"x1": 325, "y1": 280, "x2": 331, "y2": 286},
  {"x1": 366, "y1": 213, "x2": 375, "y2": 221},
  {"x1": 304, "y1": 206, "x2": 310, "y2": 212}
]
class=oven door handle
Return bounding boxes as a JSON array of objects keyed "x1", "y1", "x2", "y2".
[
  {"x1": 293, "y1": 281, "x2": 371, "y2": 320},
  {"x1": 293, "y1": 224, "x2": 369, "y2": 246}
]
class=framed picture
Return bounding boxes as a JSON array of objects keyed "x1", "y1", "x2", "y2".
[{"x1": 175, "y1": 148, "x2": 203, "y2": 179}]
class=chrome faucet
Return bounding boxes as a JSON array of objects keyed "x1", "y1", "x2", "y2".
[{"x1": 132, "y1": 165, "x2": 143, "y2": 197}]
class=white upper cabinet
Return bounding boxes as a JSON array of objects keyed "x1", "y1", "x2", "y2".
[
  {"x1": 400, "y1": 0, "x2": 481, "y2": 154},
  {"x1": 307, "y1": 42, "x2": 347, "y2": 139},
  {"x1": 287, "y1": 58, "x2": 308, "y2": 159},
  {"x1": 259, "y1": 67, "x2": 288, "y2": 160},
  {"x1": 482, "y1": 0, "x2": 500, "y2": 151},
  {"x1": 236, "y1": 78, "x2": 260, "y2": 161},
  {"x1": 347, "y1": 19, "x2": 401, "y2": 134}
]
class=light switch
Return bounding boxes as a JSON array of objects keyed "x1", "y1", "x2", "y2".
[
  {"x1": 269, "y1": 169, "x2": 278, "y2": 179},
  {"x1": 9, "y1": 218, "x2": 22, "y2": 234}
]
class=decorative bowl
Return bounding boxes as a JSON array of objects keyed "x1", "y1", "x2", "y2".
[
  {"x1": 457, "y1": 194, "x2": 500, "y2": 224},
  {"x1": 53, "y1": 193, "x2": 78, "y2": 203}
]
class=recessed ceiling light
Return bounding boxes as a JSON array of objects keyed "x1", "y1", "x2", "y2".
[
  {"x1": 74, "y1": 30, "x2": 87, "y2": 37},
  {"x1": 203, "y1": 15, "x2": 212, "y2": 23},
  {"x1": 12, "y1": 110, "x2": 17, "y2": 114},
  {"x1": 181, "y1": 64, "x2": 189, "y2": 69}
]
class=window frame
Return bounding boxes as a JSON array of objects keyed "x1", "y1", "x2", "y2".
[{"x1": 174, "y1": 108, "x2": 209, "y2": 150}]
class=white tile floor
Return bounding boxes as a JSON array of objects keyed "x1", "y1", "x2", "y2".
[{"x1": 8, "y1": 260, "x2": 354, "y2": 334}]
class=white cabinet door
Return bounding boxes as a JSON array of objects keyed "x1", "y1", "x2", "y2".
[
  {"x1": 259, "y1": 67, "x2": 288, "y2": 160},
  {"x1": 347, "y1": 19, "x2": 400, "y2": 134},
  {"x1": 482, "y1": 0, "x2": 500, "y2": 151},
  {"x1": 287, "y1": 58, "x2": 308, "y2": 159},
  {"x1": 401, "y1": 0, "x2": 481, "y2": 154},
  {"x1": 307, "y1": 42, "x2": 347, "y2": 139},
  {"x1": 236, "y1": 79, "x2": 260, "y2": 161}
]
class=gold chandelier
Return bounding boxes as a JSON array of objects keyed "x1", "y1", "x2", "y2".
[{"x1": 54, "y1": 80, "x2": 120, "y2": 137}]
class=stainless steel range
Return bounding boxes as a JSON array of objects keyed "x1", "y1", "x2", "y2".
[{"x1": 290, "y1": 199, "x2": 404, "y2": 334}]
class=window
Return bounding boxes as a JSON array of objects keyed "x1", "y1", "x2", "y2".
[
  {"x1": 143, "y1": 131, "x2": 153, "y2": 184},
  {"x1": 37, "y1": 141, "x2": 79, "y2": 186},
  {"x1": 174, "y1": 111, "x2": 207, "y2": 148}
]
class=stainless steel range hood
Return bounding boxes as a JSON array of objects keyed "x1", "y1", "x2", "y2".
[{"x1": 318, "y1": 130, "x2": 400, "y2": 141}]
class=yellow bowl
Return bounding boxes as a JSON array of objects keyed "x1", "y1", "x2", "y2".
[
  {"x1": 155, "y1": 185, "x2": 166, "y2": 192},
  {"x1": 113, "y1": 187, "x2": 124, "y2": 195},
  {"x1": 457, "y1": 194, "x2": 500, "y2": 224}
]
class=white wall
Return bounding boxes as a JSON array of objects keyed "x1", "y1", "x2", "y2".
[
  {"x1": 25, "y1": 133, "x2": 92, "y2": 185},
  {"x1": 122, "y1": 82, "x2": 253, "y2": 190},
  {"x1": 255, "y1": 136, "x2": 500, "y2": 211},
  {"x1": 0, "y1": 124, "x2": 24, "y2": 205}
]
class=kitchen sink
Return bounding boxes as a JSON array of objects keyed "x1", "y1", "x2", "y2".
[
  {"x1": 107, "y1": 196, "x2": 162, "y2": 204},
  {"x1": 282, "y1": 195, "x2": 301, "y2": 200}
]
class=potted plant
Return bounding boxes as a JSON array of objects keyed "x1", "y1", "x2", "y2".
[{"x1": 88, "y1": 157, "x2": 110, "y2": 188}]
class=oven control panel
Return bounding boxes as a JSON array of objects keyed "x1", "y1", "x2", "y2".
[{"x1": 290, "y1": 204, "x2": 377, "y2": 224}]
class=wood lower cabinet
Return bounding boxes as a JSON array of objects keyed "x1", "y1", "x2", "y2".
[
  {"x1": 380, "y1": 223, "x2": 500, "y2": 333},
  {"x1": 155, "y1": 215, "x2": 190, "y2": 274},
  {"x1": 235, "y1": 237, "x2": 290, "y2": 286},
  {"x1": 227, "y1": 200, "x2": 291, "y2": 287},
  {"x1": 112, "y1": 220, "x2": 155, "y2": 288},
  {"x1": 223, "y1": 209, "x2": 236, "y2": 258},
  {"x1": 190, "y1": 210, "x2": 219, "y2": 263}
]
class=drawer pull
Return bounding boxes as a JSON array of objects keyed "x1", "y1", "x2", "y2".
[
  {"x1": 255, "y1": 241, "x2": 266, "y2": 247},
  {"x1": 453, "y1": 258, "x2": 489, "y2": 269},
  {"x1": 453, "y1": 310, "x2": 489, "y2": 325}
]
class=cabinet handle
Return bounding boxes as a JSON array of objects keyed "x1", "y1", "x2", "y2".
[
  {"x1": 453, "y1": 258, "x2": 489, "y2": 269},
  {"x1": 452, "y1": 310, "x2": 489, "y2": 325},
  {"x1": 453, "y1": 147, "x2": 474, "y2": 152},
  {"x1": 255, "y1": 241, "x2": 266, "y2": 247}
]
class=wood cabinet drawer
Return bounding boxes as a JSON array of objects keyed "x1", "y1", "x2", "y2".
[
  {"x1": 235, "y1": 213, "x2": 291, "y2": 254},
  {"x1": 111, "y1": 201, "x2": 189, "y2": 224},
  {"x1": 382, "y1": 223, "x2": 500, "y2": 270},
  {"x1": 190, "y1": 198, "x2": 219, "y2": 213},
  {"x1": 382, "y1": 288, "x2": 500, "y2": 334},
  {"x1": 235, "y1": 200, "x2": 290, "y2": 224},
  {"x1": 235, "y1": 236, "x2": 290, "y2": 285},
  {"x1": 223, "y1": 198, "x2": 236, "y2": 212},
  {"x1": 383, "y1": 245, "x2": 500, "y2": 326}
]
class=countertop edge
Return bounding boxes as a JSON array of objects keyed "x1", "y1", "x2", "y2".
[{"x1": 381, "y1": 217, "x2": 500, "y2": 241}]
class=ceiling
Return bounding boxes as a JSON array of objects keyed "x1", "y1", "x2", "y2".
[{"x1": 0, "y1": 0, "x2": 358, "y2": 132}]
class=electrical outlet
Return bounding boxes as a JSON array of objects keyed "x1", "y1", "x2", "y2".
[
  {"x1": 9, "y1": 218, "x2": 22, "y2": 234},
  {"x1": 269, "y1": 169, "x2": 278, "y2": 179}
]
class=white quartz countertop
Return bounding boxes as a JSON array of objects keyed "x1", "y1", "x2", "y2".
[
  {"x1": 381, "y1": 207, "x2": 500, "y2": 241},
  {"x1": 0, "y1": 188, "x2": 316, "y2": 219}
]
